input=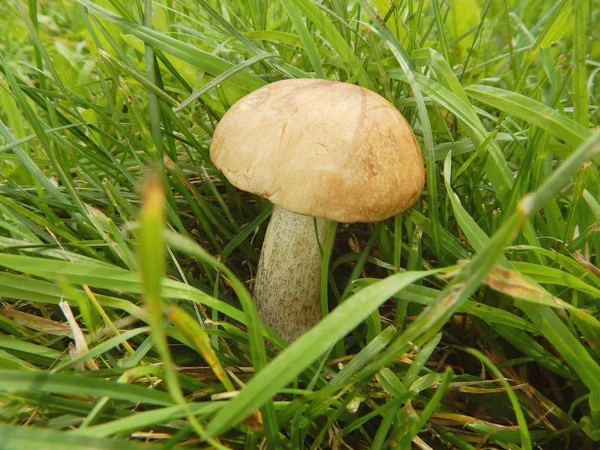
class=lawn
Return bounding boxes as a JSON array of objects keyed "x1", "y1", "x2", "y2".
[{"x1": 0, "y1": 0, "x2": 599, "y2": 448}]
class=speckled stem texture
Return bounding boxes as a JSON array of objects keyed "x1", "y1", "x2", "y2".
[{"x1": 253, "y1": 205, "x2": 330, "y2": 342}]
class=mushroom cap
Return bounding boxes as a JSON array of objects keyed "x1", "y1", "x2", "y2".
[{"x1": 210, "y1": 79, "x2": 425, "y2": 223}]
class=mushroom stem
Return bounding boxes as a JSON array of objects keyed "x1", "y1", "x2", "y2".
[{"x1": 253, "y1": 205, "x2": 330, "y2": 342}]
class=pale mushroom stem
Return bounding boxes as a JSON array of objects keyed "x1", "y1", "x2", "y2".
[{"x1": 253, "y1": 205, "x2": 330, "y2": 342}]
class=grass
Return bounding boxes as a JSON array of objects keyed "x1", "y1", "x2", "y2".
[{"x1": 0, "y1": 0, "x2": 599, "y2": 448}]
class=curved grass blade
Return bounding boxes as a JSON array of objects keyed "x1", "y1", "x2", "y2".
[
  {"x1": 465, "y1": 85, "x2": 591, "y2": 147},
  {"x1": 281, "y1": 0, "x2": 324, "y2": 78},
  {"x1": 0, "y1": 253, "x2": 254, "y2": 330},
  {"x1": 467, "y1": 349, "x2": 532, "y2": 450},
  {"x1": 175, "y1": 53, "x2": 278, "y2": 113}
]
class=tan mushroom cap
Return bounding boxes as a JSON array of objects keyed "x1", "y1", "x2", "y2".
[{"x1": 210, "y1": 79, "x2": 425, "y2": 223}]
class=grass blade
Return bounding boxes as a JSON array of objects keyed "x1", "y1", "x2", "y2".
[{"x1": 205, "y1": 269, "x2": 438, "y2": 437}]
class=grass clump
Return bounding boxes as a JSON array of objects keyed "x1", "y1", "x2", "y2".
[{"x1": 0, "y1": 0, "x2": 599, "y2": 448}]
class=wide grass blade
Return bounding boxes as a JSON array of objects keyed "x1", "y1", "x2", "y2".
[{"x1": 205, "y1": 269, "x2": 437, "y2": 437}]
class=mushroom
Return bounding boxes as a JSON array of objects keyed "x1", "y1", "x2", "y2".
[{"x1": 210, "y1": 79, "x2": 424, "y2": 342}]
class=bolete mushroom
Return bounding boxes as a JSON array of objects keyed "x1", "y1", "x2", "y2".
[{"x1": 210, "y1": 79, "x2": 424, "y2": 342}]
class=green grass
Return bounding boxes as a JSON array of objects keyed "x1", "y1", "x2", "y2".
[{"x1": 0, "y1": 0, "x2": 599, "y2": 448}]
